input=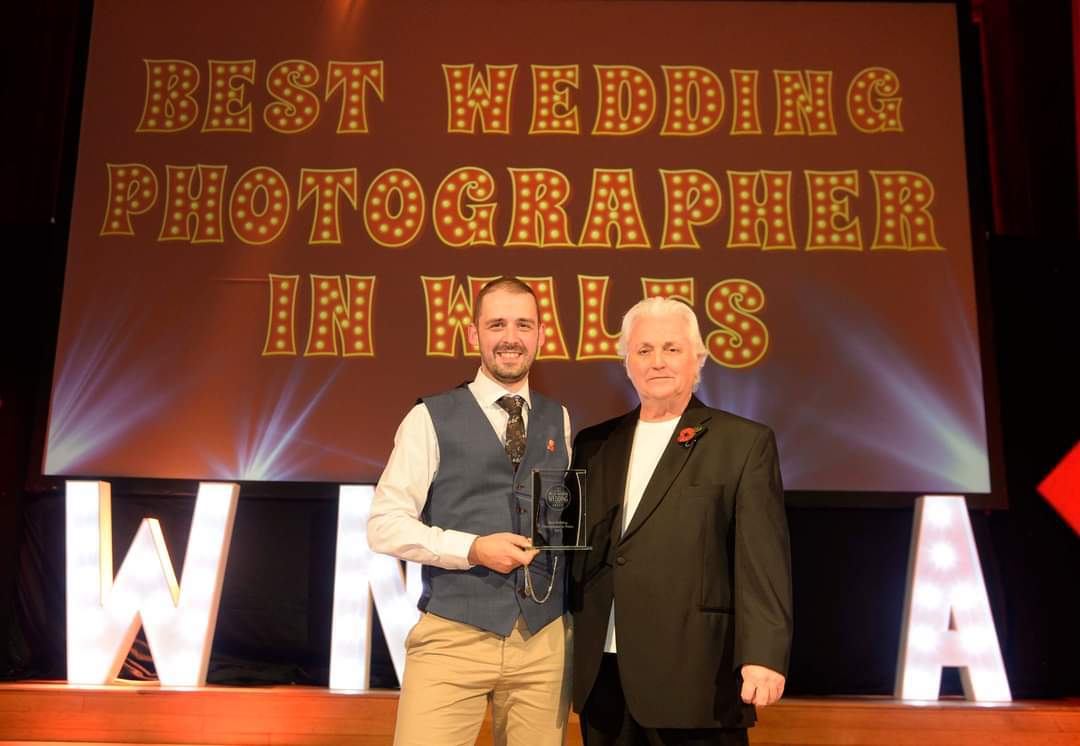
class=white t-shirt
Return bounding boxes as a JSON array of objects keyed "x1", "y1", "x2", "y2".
[{"x1": 604, "y1": 416, "x2": 681, "y2": 653}]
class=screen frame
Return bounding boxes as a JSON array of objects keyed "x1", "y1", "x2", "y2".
[{"x1": 32, "y1": 0, "x2": 1008, "y2": 510}]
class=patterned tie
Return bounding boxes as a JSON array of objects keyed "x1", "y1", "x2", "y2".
[{"x1": 496, "y1": 395, "x2": 527, "y2": 468}]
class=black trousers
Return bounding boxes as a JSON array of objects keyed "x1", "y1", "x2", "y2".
[{"x1": 580, "y1": 654, "x2": 750, "y2": 746}]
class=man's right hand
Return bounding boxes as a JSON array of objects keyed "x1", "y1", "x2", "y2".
[{"x1": 467, "y1": 533, "x2": 539, "y2": 573}]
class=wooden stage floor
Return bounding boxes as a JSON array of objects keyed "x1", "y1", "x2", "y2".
[{"x1": 1, "y1": 683, "x2": 1078, "y2": 745}]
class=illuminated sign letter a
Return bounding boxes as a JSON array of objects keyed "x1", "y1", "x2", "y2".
[{"x1": 895, "y1": 495, "x2": 1011, "y2": 702}]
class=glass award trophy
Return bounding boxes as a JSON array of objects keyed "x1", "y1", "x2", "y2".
[{"x1": 530, "y1": 469, "x2": 590, "y2": 551}]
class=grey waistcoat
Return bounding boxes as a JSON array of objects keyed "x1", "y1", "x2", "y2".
[{"x1": 420, "y1": 384, "x2": 569, "y2": 636}]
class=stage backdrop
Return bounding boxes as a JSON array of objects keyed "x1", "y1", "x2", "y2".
[{"x1": 45, "y1": 0, "x2": 993, "y2": 496}]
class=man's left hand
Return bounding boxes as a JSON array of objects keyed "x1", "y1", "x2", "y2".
[{"x1": 740, "y1": 664, "x2": 785, "y2": 707}]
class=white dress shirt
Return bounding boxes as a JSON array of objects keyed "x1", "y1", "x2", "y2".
[
  {"x1": 367, "y1": 368, "x2": 572, "y2": 570},
  {"x1": 604, "y1": 415, "x2": 681, "y2": 653}
]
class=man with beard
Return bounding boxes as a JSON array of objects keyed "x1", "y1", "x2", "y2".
[
  {"x1": 570, "y1": 297, "x2": 792, "y2": 746},
  {"x1": 369, "y1": 277, "x2": 572, "y2": 746}
]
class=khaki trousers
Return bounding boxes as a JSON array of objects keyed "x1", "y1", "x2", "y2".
[{"x1": 393, "y1": 612, "x2": 571, "y2": 746}]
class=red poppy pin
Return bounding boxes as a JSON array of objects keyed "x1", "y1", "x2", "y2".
[
  {"x1": 547, "y1": 438, "x2": 556, "y2": 452},
  {"x1": 676, "y1": 425, "x2": 706, "y2": 448}
]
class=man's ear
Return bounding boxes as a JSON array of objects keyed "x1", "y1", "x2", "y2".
[{"x1": 467, "y1": 322, "x2": 479, "y2": 349}]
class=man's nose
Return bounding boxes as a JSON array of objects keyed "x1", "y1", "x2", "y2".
[{"x1": 650, "y1": 349, "x2": 665, "y2": 368}]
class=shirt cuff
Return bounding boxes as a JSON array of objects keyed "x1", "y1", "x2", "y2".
[{"x1": 439, "y1": 529, "x2": 479, "y2": 569}]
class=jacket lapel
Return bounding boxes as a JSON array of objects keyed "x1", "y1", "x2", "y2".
[
  {"x1": 594, "y1": 408, "x2": 638, "y2": 545},
  {"x1": 620, "y1": 396, "x2": 712, "y2": 543}
]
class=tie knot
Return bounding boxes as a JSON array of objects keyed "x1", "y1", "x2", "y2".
[{"x1": 497, "y1": 395, "x2": 524, "y2": 417}]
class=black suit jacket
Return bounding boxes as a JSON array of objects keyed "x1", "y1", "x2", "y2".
[{"x1": 569, "y1": 396, "x2": 793, "y2": 729}]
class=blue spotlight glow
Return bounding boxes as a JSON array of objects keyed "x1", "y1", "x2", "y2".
[
  {"x1": 206, "y1": 363, "x2": 345, "y2": 481},
  {"x1": 698, "y1": 286, "x2": 990, "y2": 493},
  {"x1": 45, "y1": 311, "x2": 175, "y2": 475}
]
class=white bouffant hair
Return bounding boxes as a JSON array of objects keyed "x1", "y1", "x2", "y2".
[{"x1": 616, "y1": 296, "x2": 708, "y2": 389}]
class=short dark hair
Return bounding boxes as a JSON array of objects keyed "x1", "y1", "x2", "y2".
[{"x1": 473, "y1": 276, "x2": 538, "y2": 323}]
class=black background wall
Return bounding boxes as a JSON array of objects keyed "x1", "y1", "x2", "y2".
[{"x1": 2, "y1": 0, "x2": 1077, "y2": 696}]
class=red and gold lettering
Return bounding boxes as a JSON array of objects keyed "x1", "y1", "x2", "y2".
[
  {"x1": 870, "y1": 171, "x2": 945, "y2": 250},
  {"x1": 641, "y1": 277, "x2": 694, "y2": 304},
  {"x1": 579, "y1": 169, "x2": 651, "y2": 248},
  {"x1": 100, "y1": 163, "x2": 158, "y2": 236},
  {"x1": 727, "y1": 171, "x2": 795, "y2": 250},
  {"x1": 263, "y1": 274, "x2": 299, "y2": 356},
  {"x1": 848, "y1": 67, "x2": 903, "y2": 133},
  {"x1": 705, "y1": 280, "x2": 768, "y2": 368},
  {"x1": 264, "y1": 60, "x2": 320, "y2": 134},
  {"x1": 158, "y1": 164, "x2": 228, "y2": 243},
  {"x1": 660, "y1": 66, "x2": 723, "y2": 136},
  {"x1": 305, "y1": 275, "x2": 376, "y2": 357},
  {"x1": 433, "y1": 167, "x2": 496, "y2": 247},
  {"x1": 299, "y1": 168, "x2": 358, "y2": 244},
  {"x1": 202, "y1": 60, "x2": 255, "y2": 133},
  {"x1": 421, "y1": 275, "x2": 494, "y2": 357},
  {"x1": 327, "y1": 61, "x2": 384, "y2": 133},
  {"x1": 660, "y1": 169, "x2": 722, "y2": 249},
  {"x1": 530, "y1": 65, "x2": 579, "y2": 134},
  {"x1": 805, "y1": 170, "x2": 862, "y2": 251},
  {"x1": 774, "y1": 70, "x2": 836, "y2": 136},
  {"x1": 505, "y1": 168, "x2": 573, "y2": 247},
  {"x1": 137, "y1": 59, "x2": 199, "y2": 132},
  {"x1": 730, "y1": 69, "x2": 762, "y2": 135},
  {"x1": 228, "y1": 167, "x2": 289, "y2": 245},
  {"x1": 519, "y1": 277, "x2": 569, "y2": 359},
  {"x1": 364, "y1": 169, "x2": 425, "y2": 248},
  {"x1": 443, "y1": 64, "x2": 517, "y2": 134},
  {"x1": 592, "y1": 65, "x2": 656, "y2": 135},
  {"x1": 576, "y1": 275, "x2": 620, "y2": 360}
]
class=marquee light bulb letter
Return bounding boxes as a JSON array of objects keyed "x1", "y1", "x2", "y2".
[
  {"x1": 329, "y1": 485, "x2": 421, "y2": 690},
  {"x1": 65, "y1": 480, "x2": 239, "y2": 687},
  {"x1": 895, "y1": 495, "x2": 1011, "y2": 702}
]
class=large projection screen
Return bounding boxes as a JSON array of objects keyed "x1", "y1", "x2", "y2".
[{"x1": 45, "y1": 0, "x2": 994, "y2": 498}]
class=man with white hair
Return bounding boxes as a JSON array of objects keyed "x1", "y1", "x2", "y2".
[{"x1": 569, "y1": 296, "x2": 793, "y2": 746}]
